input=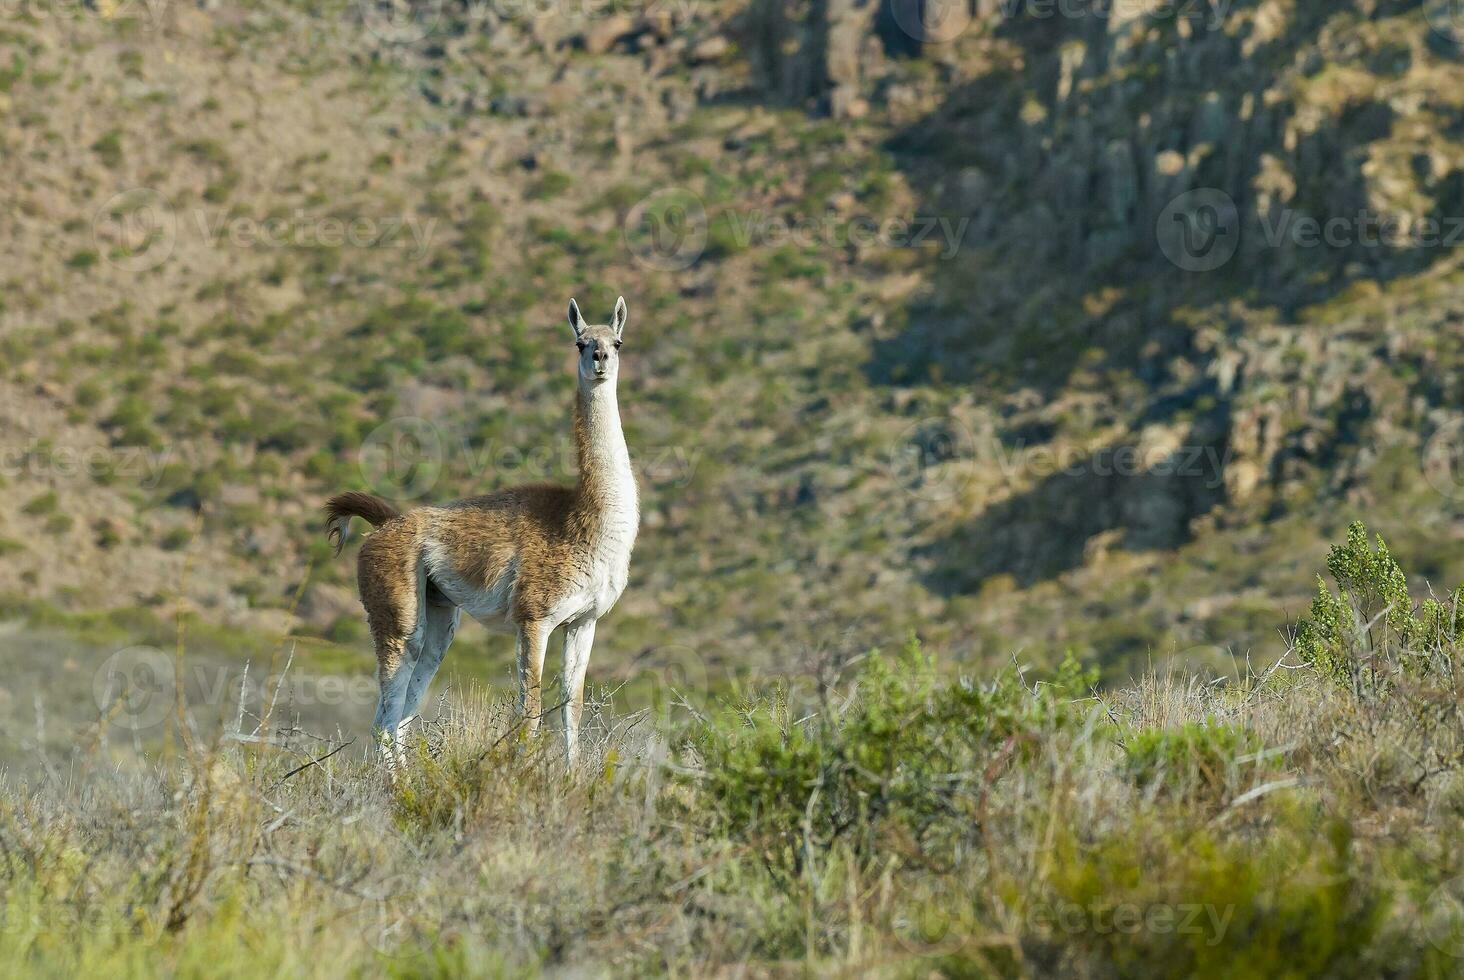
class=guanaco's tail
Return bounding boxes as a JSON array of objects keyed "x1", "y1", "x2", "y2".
[{"x1": 324, "y1": 491, "x2": 402, "y2": 556}]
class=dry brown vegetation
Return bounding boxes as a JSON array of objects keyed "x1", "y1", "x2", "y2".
[{"x1": 0, "y1": 525, "x2": 1461, "y2": 976}]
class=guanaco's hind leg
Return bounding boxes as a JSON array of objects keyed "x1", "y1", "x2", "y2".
[
  {"x1": 358, "y1": 529, "x2": 424, "y2": 771},
  {"x1": 400, "y1": 602, "x2": 460, "y2": 726},
  {"x1": 373, "y1": 641, "x2": 413, "y2": 767}
]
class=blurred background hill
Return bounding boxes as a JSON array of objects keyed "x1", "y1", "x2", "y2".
[{"x1": 1, "y1": 0, "x2": 1463, "y2": 758}]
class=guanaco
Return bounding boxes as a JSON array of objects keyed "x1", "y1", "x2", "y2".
[{"x1": 324, "y1": 297, "x2": 638, "y2": 766}]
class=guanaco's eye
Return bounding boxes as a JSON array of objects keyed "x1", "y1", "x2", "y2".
[
  {"x1": 613, "y1": 340, "x2": 622, "y2": 349},
  {"x1": 576, "y1": 342, "x2": 587, "y2": 351}
]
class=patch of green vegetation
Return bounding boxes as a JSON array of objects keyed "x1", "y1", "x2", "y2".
[
  {"x1": 160, "y1": 527, "x2": 192, "y2": 551},
  {"x1": 1296, "y1": 521, "x2": 1464, "y2": 684},
  {"x1": 1033, "y1": 813, "x2": 1398, "y2": 977},
  {"x1": 1123, "y1": 718, "x2": 1265, "y2": 807},
  {"x1": 691, "y1": 641, "x2": 1090, "y2": 872},
  {"x1": 91, "y1": 129, "x2": 124, "y2": 167},
  {"x1": 527, "y1": 169, "x2": 573, "y2": 200},
  {"x1": 22, "y1": 490, "x2": 58, "y2": 516},
  {"x1": 43, "y1": 513, "x2": 73, "y2": 536}
]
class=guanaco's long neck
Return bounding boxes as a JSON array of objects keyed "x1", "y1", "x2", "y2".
[{"x1": 573, "y1": 381, "x2": 637, "y2": 526}]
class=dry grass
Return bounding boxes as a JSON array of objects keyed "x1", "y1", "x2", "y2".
[{"x1": 4, "y1": 609, "x2": 1464, "y2": 978}]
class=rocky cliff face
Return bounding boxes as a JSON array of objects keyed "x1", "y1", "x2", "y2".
[
  {"x1": 732, "y1": 0, "x2": 1462, "y2": 612},
  {"x1": 783, "y1": 1, "x2": 1463, "y2": 576}
]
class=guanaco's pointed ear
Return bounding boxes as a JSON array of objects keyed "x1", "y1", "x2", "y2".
[
  {"x1": 611, "y1": 296, "x2": 628, "y2": 339},
  {"x1": 568, "y1": 298, "x2": 586, "y2": 339}
]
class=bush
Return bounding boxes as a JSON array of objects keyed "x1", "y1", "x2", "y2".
[
  {"x1": 160, "y1": 527, "x2": 191, "y2": 551},
  {"x1": 528, "y1": 169, "x2": 573, "y2": 200},
  {"x1": 91, "y1": 130, "x2": 123, "y2": 167},
  {"x1": 22, "y1": 490, "x2": 58, "y2": 516},
  {"x1": 690, "y1": 641, "x2": 1087, "y2": 874},
  {"x1": 1032, "y1": 813, "x2": 1399, "y2": 978},
  {"x1": 1295, "y1": 521, "x2": 1463, "y2": 687},
  {"x1": 1123, "y1": 719, "x2": 1263, "y2": 807}
]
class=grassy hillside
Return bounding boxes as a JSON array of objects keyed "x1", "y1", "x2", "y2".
[{"x1": 0, "y1": 1, "x2": 1461, "y2": 715}]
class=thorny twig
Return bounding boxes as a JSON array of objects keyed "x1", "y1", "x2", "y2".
[{"x1": 274, "y1": 738, "x2": 355, "y2": 787}]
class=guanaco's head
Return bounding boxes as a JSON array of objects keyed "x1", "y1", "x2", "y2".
[{"x1": 567, "y1": 296, "x2": 627, "y2": 387}]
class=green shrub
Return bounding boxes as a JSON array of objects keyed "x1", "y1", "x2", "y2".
[
  {"x1": 160, "y1": 527, "x2": 191, "y2": 551},
  {"x1": 1031, "y1": 813, "x2": 1400, "y2": 978},
  {"x1": 1123, "y1": 719, "x2": 1263, "y2": 807},
  {"x1": 691, "y1": 640, "x2": 1084, "y2": 873},
  {"x1": 528, "y1": 170, "x2": 573, "y2": 200},
  {"x1": 91, "y1": 130, "x2": 124, "y2": 167},
  {"x1": 704, "y1": 212, "x2": 750, "y2": 259},
  {"x1": 22, "y1": 490, "x2": 58, "y2": 516},
  {"x1": 74, "y1": 379, "x2": 104, "y2": 407},
  {"x1": 105, "y1": 395, "x2": 161, "y2": 447},
  {"x1": 94, "y1": 523, "x2": 122, "y2": 549},
  {"x1": 1295, "y1": 521, "x2": 1463, "y2": 685}
]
